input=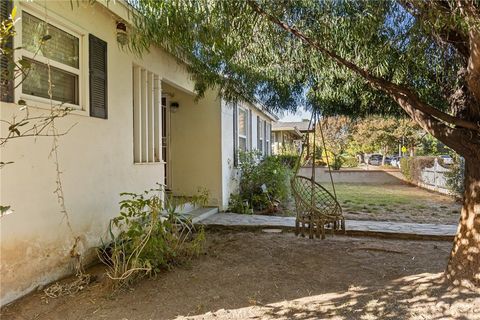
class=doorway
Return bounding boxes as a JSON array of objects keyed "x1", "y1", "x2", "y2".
[{"x1": 162, "y1": 96, "x2": 171, "y2": 190}]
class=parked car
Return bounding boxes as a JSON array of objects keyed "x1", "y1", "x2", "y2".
[
  {"x1": 368, "y1": 154, "x2": 383, "y2": 166},
  {"x1": 438, "y1": 154, "x2": 454, "y2": 165},
  {"x1": 384, "y1": 156, "x2": 393, "y2": 165}
]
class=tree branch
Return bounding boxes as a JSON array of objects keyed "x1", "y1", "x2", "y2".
[
  {"x1": 246, "y1": 0, "x2": 480, "y2": 134},
  {"x1": 399, "y1": 0, "x2": 470, "y2": 58}
]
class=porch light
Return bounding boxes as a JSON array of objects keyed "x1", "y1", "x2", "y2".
[
  {"x1": 170, "y1": 102, "x2": 180, "y2": 112},
  {"x1": 116, "y1": 22, "x2": 128, "y2": 46}
]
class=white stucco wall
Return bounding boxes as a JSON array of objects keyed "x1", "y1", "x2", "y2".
[
  {"x1": 0, "y1": 1, "x2": 198, "y2": 305},
  {"x1": 220, "y1": 100, "x2": 276, "y2": 210},
  {"x1": 167, "y1": 83, "x2": 224, "y2": 207},
  {"x1": 220, "y1": 100, "x2": 238, "y2": 210}
]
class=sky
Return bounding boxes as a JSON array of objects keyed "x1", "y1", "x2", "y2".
[{"x1": 278, "y1": 107, "x2": 312, "y2": 122}]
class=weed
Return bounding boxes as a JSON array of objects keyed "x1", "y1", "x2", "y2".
[{"x1": 98, "y1": 187, "x2": 206, "y2": 288}]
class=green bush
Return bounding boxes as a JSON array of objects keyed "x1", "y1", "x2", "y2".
[
  {"x1": 275, "y1": 154, "x2": 299, "y2": 170},
  {"x1": 229, "y1": 151, "x2": 292, "y2": 213},
  {"x1": 400, "y1": 156, "x2": 435, "y2": 182},
  {"x1": 98, "y1": 189, "x2": 205, "y2": 286},
  {"x1": 342, "y1": 157, "x2": 359, "y2": 168},
  {"x1": 331, "y1": 155, "x2": 344, "y2": 170},
  {"x1": 445, "y1": 157, "x2": 464, "y2": 198}
]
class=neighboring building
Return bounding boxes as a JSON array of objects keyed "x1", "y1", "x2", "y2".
[
  {"x1": 272, "y1": 120, "x2": 313, "y2": 155},
  {"x1": 0, "y1": 0, "x2": 276, "y2": 305}
]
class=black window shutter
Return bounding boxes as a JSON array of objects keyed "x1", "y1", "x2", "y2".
[
  {"x1": 1, "y1": 0, "x2": 14, "y2": 103},
  {"x1": 89, "y1": 34, "x2": 107, "y2": 119},
  {"x1": 233, "y1": 102, "x2": 238, "y2": 167}
]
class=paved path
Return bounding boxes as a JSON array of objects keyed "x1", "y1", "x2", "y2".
[{"x1": 199, "y1": 213, "x2": 457, "y2": 240}]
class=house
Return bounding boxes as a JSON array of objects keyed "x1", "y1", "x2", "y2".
[
  {"x1": 272, "y1": 120, "x2": 313, "y2": 155},
  {"x1": 0, "y1": 0, "x2": 276, "y2": 305}
]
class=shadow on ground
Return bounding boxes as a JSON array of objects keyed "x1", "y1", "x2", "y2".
[{"x1": 2, "y1": 231, "x2": 478, "y2": 320}]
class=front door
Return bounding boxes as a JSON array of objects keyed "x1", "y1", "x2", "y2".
[{"x1": 161, "y1": 96, "x2": 170, "y2": 190}]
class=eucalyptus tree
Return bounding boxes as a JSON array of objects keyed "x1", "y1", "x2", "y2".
[{"x1": 129, "y1": 0, "x2": 480, "y2": 286}]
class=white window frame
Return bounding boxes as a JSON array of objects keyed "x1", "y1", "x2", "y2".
[
  {"x1": 265, "y1": 122, "x2": 271, "y2": 156},
  {"x1": 258, "y1": 118, "x2": 264, "y2": 154},
  {"x1": 14, "y1": 3, "x2": 88, "y2": 114},
  {"x1": 238, "y1": 106, "x2": 249, "y2": 152}
]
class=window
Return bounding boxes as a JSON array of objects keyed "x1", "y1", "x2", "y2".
[
  {"x1": 133, "y1": 65, "x2": 161, "y2": 163},
  {"x1": 265, "y1": 123, "x2": 271, "y2": 156},
  {"x1": 21, "y1": 11, "x2": 81, "y2": 106},
  {"x1": 257, "y1": 117, "x2": 264, "y2": 154},
  {"x1": 238, "y1": 107, "x2": 248, "y2": 152}
]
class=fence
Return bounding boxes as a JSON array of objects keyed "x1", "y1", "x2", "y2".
[{"x1": 419, "y1": 158, "x2": 451, "y2": 195}]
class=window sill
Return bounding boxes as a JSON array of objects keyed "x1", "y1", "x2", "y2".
[
  {"x1": 133, "y1": 161, "x2": 165, "y2": 165},
  {"x1": 18, "y1": 94, "x2": 89, "y2": 117}
]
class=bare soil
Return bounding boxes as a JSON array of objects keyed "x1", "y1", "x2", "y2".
[{"x1": 2, "y1": 231, "x2": 478, "y2": 320}]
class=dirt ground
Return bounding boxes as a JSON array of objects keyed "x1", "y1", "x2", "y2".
[
  {"x1": 2, "y1": 231, "x2": 479, "y2": 320},
  {"x1": 279, "y1": 183, "x2": 461, "y2": 224}
]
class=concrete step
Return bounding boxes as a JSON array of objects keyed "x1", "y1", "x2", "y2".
[
  {"x1": 184, "y1": 207, "x2": 219, "y2": 224},
  {"x1": 176, "y1": 201, "x2": 198, "y2": 214}
]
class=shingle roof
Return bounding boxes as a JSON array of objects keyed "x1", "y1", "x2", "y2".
[{"x1": 272, "y1": 120, "x2": 313, "y2": 132}]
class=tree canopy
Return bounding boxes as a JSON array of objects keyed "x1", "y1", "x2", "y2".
[
  {"x1": 128, "y1": 0, "x2": 480, "y2": 285},
  {"x1": 129, "y1": 1, "x2": 463, "y2": 119}
]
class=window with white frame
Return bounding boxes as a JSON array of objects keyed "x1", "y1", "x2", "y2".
[
  {"x1": 265, "y1": 122, "x2": 271, "y2": 155},
  {"x1": 258, "y1": 117, "x2": 264, "y2": 154},
  {"x1": 21, "y1": 11, "x2": 81, "y2": 106},
  {"x1": 238, "y1": 107, "x2": 248, "y2": 152},
  {"x1": 132, "y1": 65, "x2": 161, "y2": 163}
]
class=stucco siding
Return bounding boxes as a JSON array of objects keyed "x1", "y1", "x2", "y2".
[
  {"x1": 1, "y1": 1, "x2": 198, "y2": 305},
  {"x1": 168, "y1": 85, "x2": 223, "y2": 207}
]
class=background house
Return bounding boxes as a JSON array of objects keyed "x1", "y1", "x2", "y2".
[
  {"x1": 272, "y1": 119, "x2": 312, "y2": 155},
  {"x1": 0, "y1": 0, "x2": 276, "y2": 305}
]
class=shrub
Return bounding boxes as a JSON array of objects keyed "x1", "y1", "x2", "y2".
[
  {"x1": 275, "y1": 154, "x2": 299, "y2": 170},
  {"x1": 342, "y1": 157, "x2": 359, "y2": 168},
  {"x1": 400, "y1": 156, "x2": 435, "y2": 183},
  {"x1": 445, "y1": 157, "x2": 465, "y2": 198},
  {"x1": 330, "y1": 155, "x2": 344, "y2": 170},
  {"x1": 228, "y1": 193, "x2": 253, "y2": 214},
  {"x1": 229, "y1": 151, "x2": 291, "y2": 213},
  {"x1": 98, "y1": 188, "x2": 205, "y2": 287}
]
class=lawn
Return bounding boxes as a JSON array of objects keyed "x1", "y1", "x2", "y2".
[
  {"x1": 282, "y1": 183, "x2": 461, "y2": 224},
  {"x1": 1, "y1": 232, "x2": 478, "y2": 320}
]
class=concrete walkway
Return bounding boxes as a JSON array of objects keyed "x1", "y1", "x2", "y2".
[{"x1": 199, "y1": 213, "x2": 457, "y2": 240}]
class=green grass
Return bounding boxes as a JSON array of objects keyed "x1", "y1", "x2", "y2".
[
  {"x1": 283, "y1": 182, "x2": 460, "y2": 224},
  {"x1": 326, "y1": 184, "x2": 410, "y2": 210},
  {"x1": 323, "y1": 183, "x2": 453, "y2": 215}
]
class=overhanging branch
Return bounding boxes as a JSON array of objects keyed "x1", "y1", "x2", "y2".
[{"x1": 246, "y1": 0, "x2": 480, "y2": 134}]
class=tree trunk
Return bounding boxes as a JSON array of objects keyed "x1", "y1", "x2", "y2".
[{"x1": 447, "y1": 155, "x2": 480, "y2": 287}]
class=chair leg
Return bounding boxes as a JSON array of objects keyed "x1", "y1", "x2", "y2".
[
  {"x1": 321, "y1": 222, "x2": 325, "y2": 240},
  {"x1": 295, "y1": 219, "x2": 299, "y2": 236},
  {"x1": 316, "y1": 219, "x2": 321, "y2": 238}
]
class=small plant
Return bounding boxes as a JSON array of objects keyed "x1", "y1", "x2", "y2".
[
  {"x1": 228, "y1": 193, "x2": 252, "y2": 214},
  {"x1": 98, "y1": 187, "x2": 206, "y2": 287}
]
